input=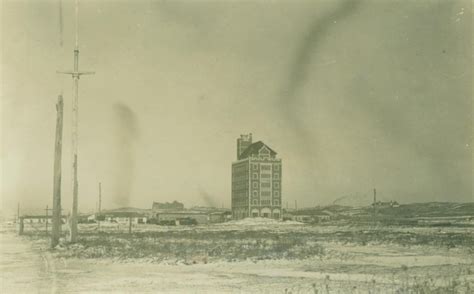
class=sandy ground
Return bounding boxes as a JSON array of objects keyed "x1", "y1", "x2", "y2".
[{"x1": 1, "y1": 225, "x2": 473, "y2": 293}]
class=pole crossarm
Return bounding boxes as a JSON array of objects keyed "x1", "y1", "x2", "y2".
[{"x1": 57, "y1": 70, "x2": 95, "y2": 78}]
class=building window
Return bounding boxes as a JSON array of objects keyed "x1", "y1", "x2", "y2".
[
  {"x1": 253, "y1": 182, "x2": 258, "y2": 188},
  {"x1": 261, "y1": 174, "x2": 271, "y2": 178},
  {"x1": 274, "y1": 191, "x2": 279, "y2": 197},
  {"x1": 261, "y1": 165, "x2": 271, "y2": 171},
  {"x1": 274, "y1": 182, "x2": 279, "y2": 188},
  {"x1": 259, "y1": 147, "x2": 270, "y2": 158},
  {"x1": 274, "y1": 200, "x2": 279, "y2": 205},
  {"x1": 261, "y1": 182, "x2": 271, "y2": 188},
  {"x1": 253, "y1": 190, "x2": 258, "y2": 197},
  {"x1": 274, "y1": 165, "x2": 280, "y2": 171},
  {"x1": 273, "y1": 173, "x2": 279, "y2": 179},
  {"x1": 252, "y1": 164, "x2": 258, "y2": 170},
  {"x1": 253, "y1": 173, "x2": 258, "y2": 179},
  {"x1": 261, "y1": 191, "x2": 271, "y2": 197}
]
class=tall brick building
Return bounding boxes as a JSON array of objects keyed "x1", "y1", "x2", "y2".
[{"x1": 231, "y1": 134, "x2": 282, "y2": 219}]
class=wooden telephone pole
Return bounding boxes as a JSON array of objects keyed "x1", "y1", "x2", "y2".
[
  {"x1": 373, "y1": 188, "x2": 377, "y2": 226},
  {"x1": 45, "y1": 205, "x2": 50, "y2": 235},
  {"x1": 51, "y1": 95, "x2": 64, "y2": 248},
  {"x1": 17, "y1": 203, "x2": 24, "y2": 235},
  {"x1": 98, "y1": 182, "x2": 102, "y2": 214},
  {"x1": 97, "y1": 182, "x2": 102, "y2": 230},
  {"x1": 58, "y1": 0, "x2": 94, "y2": 243},
  {"x1": 16, "y1": 203, "x2": 20, "y2": 223}
]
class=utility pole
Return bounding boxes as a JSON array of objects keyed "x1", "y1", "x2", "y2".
[
  {"x1": 98, "y1": 182, "x2": 102, "y2": 214},
  {"x1": 58, "y1": 0, "x2": 94, "y2": 243},
  {"x1": 373, "y1": 188, "x2": 377, "y2": 226},
  {"x1": 51, "y1": 95, "x2": 64, "y2": 248},
  {"x1": 98, "y1": 182, "x2": 102, "y2": 230},
  {"x1": 17, "y1": 203, "x2": 23, "y2": 235},
  {"x1": 45, "y1": 205, "x2": 51, "y2": 235},
  {"x1": 45, "y1": 206, "x2": 48, "y2": 234},
  {"x1": 18, "y1": 217, "x2": 24, "y2": 235},
  {"x1": 17, "y1": 203, "x2": 20, "y2": 223}
]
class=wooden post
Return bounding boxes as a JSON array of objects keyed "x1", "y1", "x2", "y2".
[
  {"x1": 45, "y1": 205, "x2": 49, "y2": 235},
  {"x1": 19, "y1": 218, "x2": 24, "y2": 235},
  {"x1": 51, "y1": 95, "x2": 64, "y2": 248},
  {"x1": 373, "y1": 188, "x2": 377, "y2": 227},
  {"x1": 17, "y1": 203, "x2": 20, "y2": 223},
  {"x1": 98, "y1": 182, "x2": 101, "y2": 231},
  {"x1": 98, "y1": 182, "x2": 102, "y2": 213}
]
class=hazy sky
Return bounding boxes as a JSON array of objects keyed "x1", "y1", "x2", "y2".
[{"x1": 1, "y1": 0, "x2": 472, "y2": 215}]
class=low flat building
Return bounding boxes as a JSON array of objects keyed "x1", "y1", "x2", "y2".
[
  {"x1": 154, "y1": 211, "x2": 210, "y2": 225},
  {"x1": 103, "y1": 212, "x2": 148, "y2": 224},
  {"x1": 292, "y1": 215, "x2": 313, "y2": 223},
  {"x1": 209, "y1": 211, "x2": 229, "y2": 223},
  {"x1": 372, "y1": 201, "x2": 400, "y2": 208},
  {"x1": 152, "y1": 201, "x2": 184, "y2": 211},
  {"x1": 20, "y1": 215, "x2": 67, "y2": 224}
]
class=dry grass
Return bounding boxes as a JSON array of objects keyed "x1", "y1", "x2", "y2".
[
  {"x1": 14, "y1": 223, "x2": 474, "y2": 293},
  {"x1": 20, "y1": 223, "x2": 473, "y2": 262},
  {"x1": 43, "y1": 230, "x2": 326, "y2": 262}
]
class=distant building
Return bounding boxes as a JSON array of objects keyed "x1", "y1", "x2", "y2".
[
  {"x1": 20, "y1": 215, "x2": 67, "y2": 224},
  {"x1": 152, "y1": 201, "x2": 184, "y2": 211},
  {"x1": 103, "y1": 212, "x2": 148, "y2": 224},
  {"x1": 151, "y1": 210, "x2": 229, "y2": 225},
  {"x1": 231, "y1": 134, "x2": 282, "y2": 219},
  {"x1": 372, "y1": 200, "x2": 400, "y2": 208},
  {"x1": 292, "y1": 215, "x2": 313, "y2": 223},
  {"x1": 312, "y1": 211, "x2": 332, "y2": 222},
  {"x1": 96, "y1": 207, "x2": 150, "y2": 224},
  {"x1": 154, "y1": 211, "x2": 209, "y2": 225}
]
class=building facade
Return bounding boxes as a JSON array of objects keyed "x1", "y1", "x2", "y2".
[{"x1": 232, "y1": 134, "x2": 282, "y2": 219}]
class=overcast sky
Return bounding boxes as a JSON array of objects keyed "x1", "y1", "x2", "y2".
[{"x1": 1, "y1": 0, "x2": 472, "y2": 215}]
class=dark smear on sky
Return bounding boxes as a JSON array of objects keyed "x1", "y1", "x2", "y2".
[
  {"x1": 112, "y1": 103, "x2": 139, "y2": 207},
  {"x1": 280, "y1": 0, "x2": 359, "y2": 107},
  {"x1": 199, "y1": 187, "x2": 218, "y2": 208},
  {"x1": 278, "y1": 0, "x2": 360, "y2": 173}
]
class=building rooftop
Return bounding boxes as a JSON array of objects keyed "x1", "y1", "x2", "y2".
[{"x1": 239, "y1": 141, "x2": 277, "y2": 159}]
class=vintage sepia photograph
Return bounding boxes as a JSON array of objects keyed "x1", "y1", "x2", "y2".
[{"x1": 1, "y1": 0, "x2": 472, "y2": 293}]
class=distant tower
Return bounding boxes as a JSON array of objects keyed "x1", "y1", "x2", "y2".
[
  {"x1": 232, "y1": 134, "x2": 282, "y2": 220},
  {"x1": 237, "y1": 133, "x2": 252, "y2": 160},
  {"x1": 57, "y1": 0, "x2": 95, "y2": 243}
]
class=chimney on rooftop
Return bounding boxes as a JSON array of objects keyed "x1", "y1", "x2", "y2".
[{"x1": 237, "y1": 133, "x2": 252, "y2": 160}]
